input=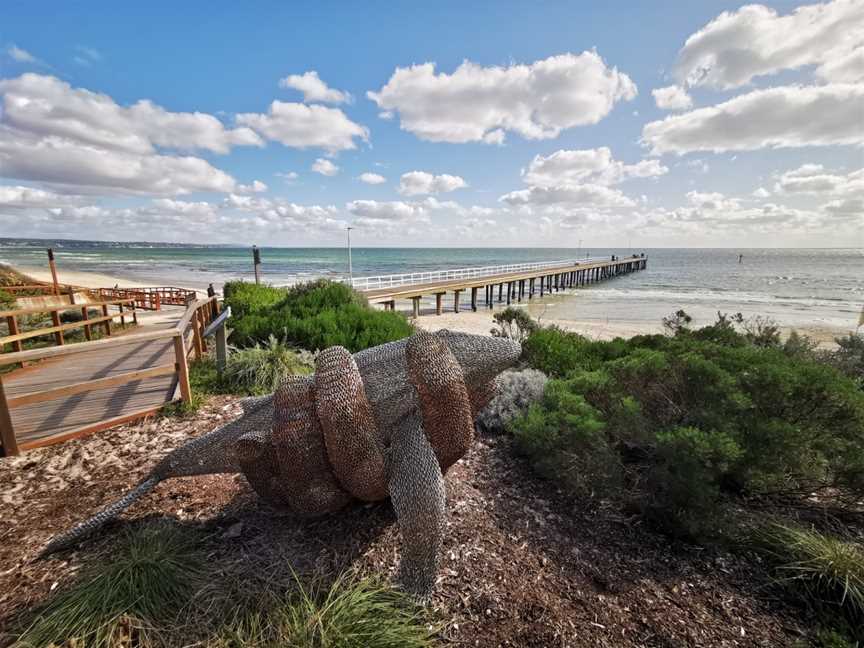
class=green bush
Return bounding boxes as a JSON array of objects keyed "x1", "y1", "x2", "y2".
[
  {"x1": 511, "y1": 313, "x2": 864, "y2": 537},
  {"x1": 490, "y1": 306, "x2": 538, "y2": 342},
  {"x1": 224, "y1": 279, "x2": 413, "y2": 352},
  {"x1": 0, "y1": 288, "x2": 15, "y2": 309}
]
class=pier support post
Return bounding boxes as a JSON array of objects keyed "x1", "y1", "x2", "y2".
[
  {"x1": 435, "y1": 292, "x2": 444, "y2": 315},
  {"x1": 453, "y1": 290, "x2": 461, "y2": 314},
  {"x1": 529, "y1": 278, "x2": 534, "y2": 298},
  {"x1": 471, "y1": 287, "x2": 477, "y2": 312},
  {"x1": 412, "y1": 297, "x2": 421, "y2": 318},
  {"x1": 498, "y1": 284, "x2": 503, "y2": 302}
]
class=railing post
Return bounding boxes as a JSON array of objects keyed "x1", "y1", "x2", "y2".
[
  {"x1": 6, "y1": 316, "x2": 22, "y2": 353},
  {"x1": 0, "y1": 377, "x2": 19, "y2": 457},
  {"x1": 173, "y1": 333, "x2": 192, "y2": 403},
  {"x1": 215, "y1": 322, "x2": 228, "y2": 374},
  {"x1": 192, "y1": 308, "x2": 204, "y2": 360}
]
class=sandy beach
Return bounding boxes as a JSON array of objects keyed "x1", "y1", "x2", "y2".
[{"x1": 5, "y1": 263, "x2": 852, "y2": 346}]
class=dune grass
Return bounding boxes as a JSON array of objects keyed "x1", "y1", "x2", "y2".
[
  {"x1": 16, "y1": 523, "x2": 205, "y2": 648},
  {"x1": 752, "y1": 523, "x2": 864, "y2": 635},
  {"x1": 210, "y1": 571, "x2": 435, "y2": 648}
]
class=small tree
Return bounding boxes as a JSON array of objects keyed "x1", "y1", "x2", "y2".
[{"x1": 490, "y1": 307, "x2": 538, "y2": 343}]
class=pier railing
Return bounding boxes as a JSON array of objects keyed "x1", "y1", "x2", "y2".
[{"x1": 350, "y1": 257, "x2": 609, "y2": 291}]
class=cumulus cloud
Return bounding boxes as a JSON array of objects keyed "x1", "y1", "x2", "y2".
[
  {"x1": 398, "y1": 171, "x2": 467, "y2": 195},
  {"x1": 279, "y1": 71, "x2": 351, "y2": 104},
  {"x1": 823, "y1": 197, "x2": 863, "y2": 216},
  {"x1": 367, "y1": 51, "x2": 636, "y2": 144},
  {"x1": 346, "y1": 197, "x2": 470, "y2": 230},
  {"x1": 0, "y1": 185, "x2": 76, "y2": 208},
  {"x1": 641, "y1": 84, "x2": 864, "y2": 154},
  {"x1": 674, "y1": 0, "x2": 864, "y2": 88},
  {"x1": 774, "y1": 164, "x2": 864, "y2": 195},
  {"x1": 652, "y1": 85, "x2": 693, "y2": 110},
  {"x1": 275, "y1": 171, "x2": 299, "y2": 182},
  {"x1": 521, "y1": 147, "x2": 667, "y2": 187},
  {"x1": 311, "y1": 158, "x2": 339, "y2": 176},
  {"x1": 236, "y1": 101, "x2": 367, "y2": 153},
  {"x1": 358, "y1": 172, "x2": 386, "y2": 184},
  {"x1": 237, "y1": 180, "x2": 268, "y2": 193},
  {"x1": 500, "y1": 184, "x2": 635, "y2": 209},
  {"x1": 753, "y1": 187, "x2": 771, "y2": 198}
]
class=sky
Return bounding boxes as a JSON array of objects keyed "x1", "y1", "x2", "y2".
[{"x1": 0, "y1": 0, "x2": 862, "y2": 248}]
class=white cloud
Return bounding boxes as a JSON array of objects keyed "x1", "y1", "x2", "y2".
[
  {"x1": 237, "y1": 180, "x2": 268, "y2": 193},
  {"x1": 276, "y1": 171, "x2": 299, "y2": 182},
  {"x1": 279, "y1": 71, "x2": 351, "y2": 104},
  {"x1": 774, "y1": 164, "x2": 864, "y2": 195},
  {"x1": 641, "y1": 84, "x2": 864, "y2": 154},
  {"x1": 0, "y1": 74, "x2": 262, "y2": 156},
  {"x1": 652, "y1": 85, "x2": 693, "y2": 110},
  {"x1": 753, "y1": 186, "x2": 771, "y2": 198},
  {"x1": 358, "y1": 172, "x2": 386, "y2": 185},
  {"x1": 147, "y1": 198, "x2": 218, "y2": 218},
  {"x1": 674, "y1": 0, "x2": 864, "y2": 88},
  {"x1": 73, "y1": 46, "x2": 102, "y2": 67},
  {"x1": 237, "y1": 101, "x2": 368, "y2": 153},
  {"x1": 500, "y1": 184, "x2": 635, "y2": 209},
  {"x1": 7, "y1": 45, "x2": 37, "y2": 63},
  {"x1": 311, "y1": 158, "x2": 339, "y2": 176},
  {"x1": 368, "y1": 51, "x2": 636, "y2": 144},
  {"x1": 522, "y1": 147, "x2": 667, "y2": 187},
  {"x1": 0, "y1": 185, "x2": 75, "y2": 208},
  {"x1": 346, "y1": 197, "x2": 470, "y2": 231},
  {"x1": 823, "y1": 197, "x2": 863, "y2": 216},
  {"x1": 398, "y1": 171, "x2": 467, "y2": 195}
]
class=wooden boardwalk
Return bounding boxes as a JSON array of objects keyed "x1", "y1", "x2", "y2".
[
  {"x1": 2, "y1": 322, "x2": 178, "y2": 449},
  {"x1": 0, "y1": 298, "x2": 222, "y2": 456}
]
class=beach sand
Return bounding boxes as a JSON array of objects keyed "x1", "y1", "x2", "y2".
[{"x1": 7, "y1": 263, "x2": 849, "y2": 346}]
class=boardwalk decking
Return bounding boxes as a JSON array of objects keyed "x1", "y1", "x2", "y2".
[{"x1": 2, "y1": 319, "x2": 179, "y2": 449}]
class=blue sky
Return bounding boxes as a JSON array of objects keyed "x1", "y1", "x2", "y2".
[{"x1": 1, "y1": 0, "x2": 861, "y2": 247}]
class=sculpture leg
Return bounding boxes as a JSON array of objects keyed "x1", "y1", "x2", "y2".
[
  {"x1": 272, "y1": 375, "x2": 352, "y2": 515},
  {"x1": 314, "y1": 346, "x2": 388, "y2": 501},
  {"x1": 405, "y1": 330, "x2": 475, "y2": 473},
  {"x1": 387, "y1": 414, "x2": 446, "y2": 600}
]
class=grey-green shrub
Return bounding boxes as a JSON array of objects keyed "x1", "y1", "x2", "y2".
[
  {"x1": 224, "y1": 335, "x2": 314, "y2": 395},
  {"x1": 476, "y1": 368, "x2": 548, "y2": 433}
]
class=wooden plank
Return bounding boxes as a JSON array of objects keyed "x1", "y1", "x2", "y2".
[
  {"x1": 0, "y1": 326, "x2": 176, "y2": 366},
  {"x1": 17, "y1": 404, "x2": 167, "y2": 451},
  {"x1": 5, "y1": 363, "x2": 177, "y2": 408},
  {"x1": 0, "y1": 378, "x2": 19, "y2": 456},
  {"x1": 174, "y1": 334, "x2": 192, "y2": 402},
  {"x1": 0, "y1": 298, "x2": 135, "y2": 318}
]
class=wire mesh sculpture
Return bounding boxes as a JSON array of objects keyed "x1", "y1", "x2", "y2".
[{"x1": 41, "y1": 330, "x2": 522, "y2": 597}]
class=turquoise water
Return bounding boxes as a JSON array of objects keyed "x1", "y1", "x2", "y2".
[{"x1": 1, "y1": 239, "x2": 861, "y2": 331}]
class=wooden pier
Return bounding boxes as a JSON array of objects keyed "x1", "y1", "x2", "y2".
[{"x1": 357, "y1": 255, "x2": 647, "y2": 317}]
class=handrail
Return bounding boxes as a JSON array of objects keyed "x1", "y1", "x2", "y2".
[
  {"x1": 0, "y1": 298, "x2": 136, "y2": 319},
  {"x1": 350, "y1": 257, "x2": 610, "y2": 291}
]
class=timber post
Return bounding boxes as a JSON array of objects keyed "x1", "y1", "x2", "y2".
[
  {"x1": 0, "y1": 378, "x2": 18, "y2": 457},
  {"x1": 471, "y1": 287, "x2": 478, "y2": 312},
  {"x1": 252, "y1": 245, "x2": 262, "y2": 284},
  {"x1": 46, "y1": 248, "x2": 60, "y2": 296},
  {"x1": 435, "y1": 292, "x2": 444, "y2": 315},
  {"x1": 412, "y1": 296, "x2": 421, "y2": 318},
  {"x1": 173, "y1": 334, "x2": 192, "y2": 403},
  {"x1": 453, "y1": 289, "x2": 461, "y2": 313}
]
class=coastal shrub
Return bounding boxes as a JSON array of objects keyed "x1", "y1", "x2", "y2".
[
  {"x1": 511, "y1": 314, "x2": 864, "y2": 537},
  {"x1": 751, "y1": 524, "x2": 864, "y2": 636},
  {"x1": 490, "y1": 306, "x2": 538, "y2": 342},
  {"x1": 476, "y1": 368, "x2": 548, "y2": 433},
  {"x1": 211, "y1": 571, "x2": 435, "y2": 648},
  {"x1": 224, "y1": 279, "x2": 413, "y2": 352},
  {"x1": 223, "y1": 335, "x2": 314, "y2": 395},
  {"x1": 16, "y1": 522, "x2": 204, "y2": 648},
  {"x1": 827, "y1": 333, "x2": 864, "y2": 388},
  {"x1": 0, "y1": 288, "x2": 15, "y2": 309}
]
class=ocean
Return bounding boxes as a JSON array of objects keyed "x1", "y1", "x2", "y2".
[{"x1": 1, "y1": 239, "x2": 861, "y2": 333}]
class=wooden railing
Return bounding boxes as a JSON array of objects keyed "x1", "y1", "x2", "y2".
[
  {"x1": 95, "y1": 286, "x2": 197, "y2": 310},
  {"x1": 0, "y1": 296, "x2": 226, "y2": 456},
  {"x1": 0, "y1": 299, "x2": 138, "y2": 353}
]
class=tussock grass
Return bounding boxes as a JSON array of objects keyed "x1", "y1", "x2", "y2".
[
  {"x1": 752, "y1": 523, "x2": 864, "y2": 624},
  {"x1": 223, "y1": 335, "x2": 314, "y2": 395},
  {"x1": 16, "y1": 523, "x2": 205, "y2": 648},
  {"x1": 209, "y1": 571, "x2": 435, "y2": 648}
]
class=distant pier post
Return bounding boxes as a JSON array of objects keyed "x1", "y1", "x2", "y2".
[
  {"x1": 252, "y1": 246, "x2": 262, "y2": 284},
  {"x1": 46, "y1": 248, "x2": 60, "y2": 295}
]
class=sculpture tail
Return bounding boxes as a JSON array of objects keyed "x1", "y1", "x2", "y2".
[{"x1": 39, "y1": 476, "x2": 161, "y2": 557}]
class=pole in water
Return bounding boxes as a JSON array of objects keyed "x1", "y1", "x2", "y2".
[
  {"x1": 46, "y1": 248, "x2": 60, "y2": 295},
  {"x1": 738, "y1": 253, "x2": 743, "y2": 264},
  {"x1": 346, "y1": 226, "x2": 353, "y2": 285},
  {"x1": 252, "y1": 245, "x2": 262, "y2": 284}
]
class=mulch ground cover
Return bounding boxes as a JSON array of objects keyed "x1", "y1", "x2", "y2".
[{"x1": 1, "y1": 397, "x2": 811, "y2": 647}]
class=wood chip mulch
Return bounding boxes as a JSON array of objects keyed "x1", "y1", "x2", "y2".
[{"x1": 0, "y1": 397, "x2": 810, "y2": 647}]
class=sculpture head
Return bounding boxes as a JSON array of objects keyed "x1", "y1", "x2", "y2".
[{"x1": 430, "y1": 329, "x2": 522, "y2": 387}]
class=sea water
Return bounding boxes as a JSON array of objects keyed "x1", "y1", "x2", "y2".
[{"x1": 1, "y1": 239, "x2": 861, "y2": 332}]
